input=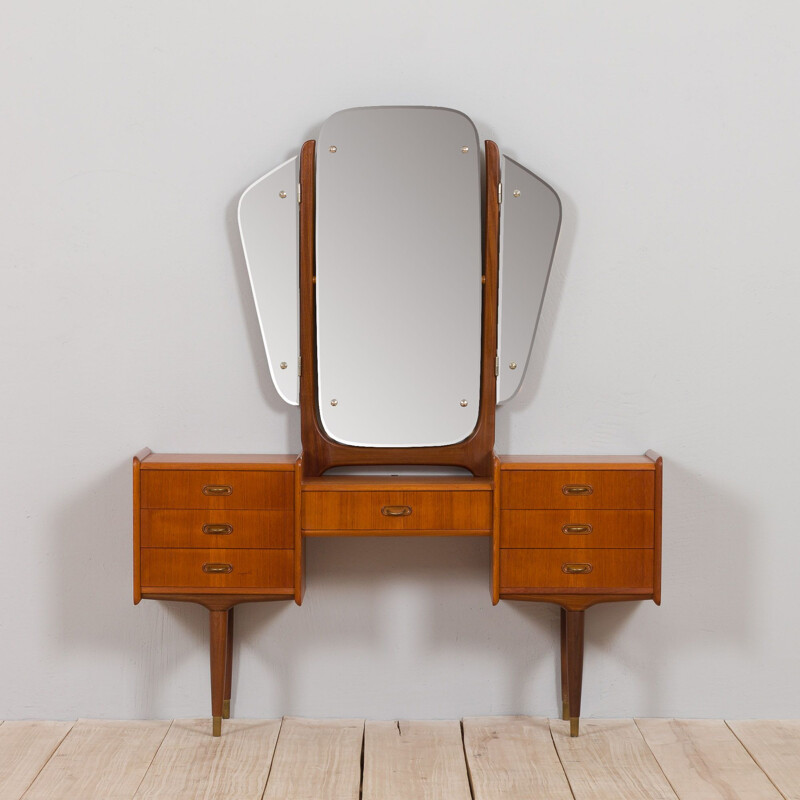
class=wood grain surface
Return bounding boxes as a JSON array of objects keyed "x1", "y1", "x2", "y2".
[
  {"x1": 462, "y1": 716, "x2": 573, "y2": 800},
  {"x1": 637, "y1": 718, "x2": 782, "y2": 799},
  {"x1": 362, "y1": 720, "x2": 471, "y2": 800}
]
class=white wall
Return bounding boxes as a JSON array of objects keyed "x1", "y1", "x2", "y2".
[{"x1": 2, "y1": 0, "x2": 799, "y2": 721}]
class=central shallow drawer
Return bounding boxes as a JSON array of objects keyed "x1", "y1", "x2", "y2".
[
  {"x1": 302, "y1": 490, "x2": 492, "y2": 534},
  {"x1": 500, "y1": 510, "x2": 654, "y2": 548},
  {"x1": 141, "y1": 509, "x2": 293, "y2": 548},
  {"x1": 501, "y1": 470, "x2": 654, "y2": 510},
  {"x1": 141, "y1": 470, "x2": 292, "y2": 510},
  {"x1": 141, "y1": 548, "x2": 294, "y2": 589},
  {"x1": 500, "y1": 548, "x2": 654, "y2": 590}
]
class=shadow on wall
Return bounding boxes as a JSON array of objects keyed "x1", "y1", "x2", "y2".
[
  {"x1": 233, "y1": 536, "x2": 555, "y2": 718},
  {"x1": 585, "y1": 457, "x2": 754, "y2": 717}
]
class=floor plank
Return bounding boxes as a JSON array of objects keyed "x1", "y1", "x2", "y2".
[
  {"x1": 462, "y1": 716, "x2": 573, "y2": 800},
  {"x1": 0, "y1": 721, "x2": 74, "y2": 800},
  {"x1": 727, "y1": 720, "x2": 800, "y2": 800},
  {"x1": 362, "y1": 720, "x2": 472, "y2": 800},
  {"x1": 637, "y1": 718, "x2": 782, "y2": 800},
  {"x1": 262, "y1": 717, "x2": 363, "y2": 800},
  {"x1": 20, "y1": 719, "x2": 170, "y2": 800},
  {"x1": 551, "y1": 718, "x2": 677, "y2": 800},
  {"x1": 132, "y1": 718, "x2": 281, "y2": 800}
]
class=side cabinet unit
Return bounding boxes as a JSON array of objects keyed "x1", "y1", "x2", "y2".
[
  {"x1": 495, "y1": 452, "x2": 662, "y2": 735},
  {"x1": 133, "y1": 449, "x2": 300, "y2": 736}
]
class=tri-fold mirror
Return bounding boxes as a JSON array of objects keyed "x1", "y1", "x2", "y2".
[{"x1": 238, "y1": 106, "x2": 561, "y2": 474}]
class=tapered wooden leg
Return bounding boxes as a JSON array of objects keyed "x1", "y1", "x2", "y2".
[
  {"x1": 209, "y1": 610, "x2": 229, "y2": 737},
  {"x1": 564, "y1": 609, "x2": 585, "y2": 737},
  {"x1": 560, "y1": 608, "x2": 569, "y2": 720},
  {"x1": 223, "y1": 608, "x2": 234, "y2": 719}
]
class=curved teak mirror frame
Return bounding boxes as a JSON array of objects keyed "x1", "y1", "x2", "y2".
[{"x1": 299, "y1": 139, "x2": 501, "y2": 477}]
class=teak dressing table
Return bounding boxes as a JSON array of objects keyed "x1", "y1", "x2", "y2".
[{"x1": 133, "y1": 107, "x2": 662, "y2": 737}]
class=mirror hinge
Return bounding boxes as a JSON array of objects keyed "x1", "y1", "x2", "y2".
[
  {"x1": 498, "y1": 182, "x2": 502, "y2": 205},
  {"x1": 297, "y1": 182, "x2": 301, "y2": 204},
  {"x1": 495, "y1": 355, "x2": 500, "y2": 377},
  {"x1": 297, "y1": 356, "x2": 302, "y2": 377}
]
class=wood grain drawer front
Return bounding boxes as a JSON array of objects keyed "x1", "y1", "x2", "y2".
[
  {"x1": 141, "y1": 548, "x2": 293, "y2": 589},
  {"x1": 500, "y1": 470, "x2": 654, "y2": 510},
  {"x1": 302, "y1": 491, "x2": 492, "y2": 533},
  {"x1": 141, "y1": 470, "x2": 292, "y2": 510},
  {"x1": 500, "y1": 548, "x2": 654, "y2": 590},
  {"x1": 140, "y1": 510, "x2": 292, "y2": 548},
  {"x1": 500, "y1": 510, "x2": 654, "y2": 548}
]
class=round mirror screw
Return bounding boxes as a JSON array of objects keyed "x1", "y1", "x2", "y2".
[
  {"x1": 280, "y1": 362, "x2": 288, "y2": 370},
  {"x1": 513, "y1": 189, "x2": 521, "y2": 197},
  {"x1": 329, "y1": 145, "x2": 337, "y2": 153},
  {"x1": 509, "y1": 362, "x2": 517, "y2": 370},
  {"x1": 460, "y1": 399, "x2": 469, "y2": 407},
  {"x1": 330, "y1": 398, "x2": 338, "y2": 406},
  {"x1": 461, "y1": 146, "x2": 469, "y2": 153},
  {"x1": 279, "y1": 191, "x2": 287, "y2": 198}
]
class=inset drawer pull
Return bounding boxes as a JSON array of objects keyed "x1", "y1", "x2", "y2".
[
  {"x1": 202, "y1": 563, "x2": 233, "y2": 574},
  {"x1": 562, "y1": 484, "x2": 593, "y2": 496},
  {"x1": 562, "y1": 523, "x2": 593, "y2": 535},
  {"x1": 381, "y1": 505, "x2": 412, "y2": 517},
  {"x1": 202, "y1": 485, "x2": 233, "y2": 496},
  {"x1": 562, "y1": 563, "x2": 593, "y2": 574},
  {"x1": 202, "y1": 524, "x2": 233, "y2": 535}
]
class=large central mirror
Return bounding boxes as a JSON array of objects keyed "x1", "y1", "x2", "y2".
[{"x1": 315, "y1": 107, "x2": 483, "y2": 447}]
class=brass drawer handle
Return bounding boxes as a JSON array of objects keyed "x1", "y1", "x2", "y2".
[
  {"x1": 562, "y1": 563, "x2": 593, "y2": 575},
  {"x1": 562, "y1": 484, "x2": 593, "y2": 496},
  {"x1": 381, "y1": 505, "x2": 412, "y2": 517},
  {"x1": 202, "y1": 524, "x2": 233, "y2": 535},
  {"x1": 562, "y1": 524, "x2": 593, "y2": 535},
  {"x1": 202, "y1": 563, "x2": 233, "y2": 574},
  {"x1": 202, "y1": 485, "x2": 232, "y2": 496}
]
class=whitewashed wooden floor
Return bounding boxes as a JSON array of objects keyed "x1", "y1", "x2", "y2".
[{"x1": 1, "y1": 717, "x2": 798, "y2": 799}]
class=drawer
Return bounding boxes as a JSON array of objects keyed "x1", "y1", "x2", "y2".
[
  {"x1": 140, "y1": 510, "x2": 293, "y2": 548},
  {"x1": 500, "y1": 510, "x2": 653, "y2": 548},
  {"x1": 500, "y1": 470, "x2": 654, "y2": 510},
  {"x1": 302, "y1": 490, "x2": 492, "y2": 533},
  {"x1": 500, "y1": 548, "x2": 654, "y2": 590},
  {"x1": 141, "y1": 548, "x2": 294, "y2": 589},
  {"x1": 141, "y1": 470, "x2": 292, "y2": 510}
]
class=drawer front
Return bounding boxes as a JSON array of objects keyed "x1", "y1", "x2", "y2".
[
  {"x1": 500, "y1": 470, "x2": 654, "y2": 510},
  {"x1": 141, "y1": 548, "x2": 294, "y2": 589},
  {"x1": 141, "y1": 470, "x2": 292, "y2": 510},
  {"x1": 140, "y1": 510, "x2": 292, "y2": 548},
  {"x1": 500, "y1": 548, "x2": 654, "y2": 590},
  {"x1": 302, "y1": 491, "x2": 492, "y2": 532},
  {"x1": 500, "y1": 510, "x2": 654, "y2": 548}
]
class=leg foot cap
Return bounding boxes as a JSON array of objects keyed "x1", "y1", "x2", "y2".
[
  {"x1": 562, "y1": 701, "x2": 570, "y2": 721},
  {"x1": 570, "y1": 717, "x2": 579, "y2": 737},
  {"x1": 212, "y1": 716, "x2": 222, "y2": 737},
  {"x1": 222, "y1": 699, "x2": 231, "y2": 720}
]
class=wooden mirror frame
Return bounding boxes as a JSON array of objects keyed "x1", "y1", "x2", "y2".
[{"x1": 298, "y1": 139, "x2": 501, "y2": 478}]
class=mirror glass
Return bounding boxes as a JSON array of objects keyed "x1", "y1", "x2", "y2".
[
  {"x1": 497, "y1": 155, "x2": 561, "y2": 404},
  {"x1": 315, "y1": 107, "x2": 483, "y2": 447},
  {"x1": 238, "y1": 156, "x2": 300, "y2": 405}
]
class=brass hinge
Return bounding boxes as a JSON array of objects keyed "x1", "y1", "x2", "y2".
[
  {"x1": 498, "y1": 182, "x2": 502, "y2": 205},
  {"x1": 297, "y1": 356, "x2": 302, "y2": 377},
  {"x1": 297, "y1": 182, "x2": 301, "y2": 204}
]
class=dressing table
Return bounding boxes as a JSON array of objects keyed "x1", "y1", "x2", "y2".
[{"x1": 133, "y1": 107, "x2": 662, "y2": 737}]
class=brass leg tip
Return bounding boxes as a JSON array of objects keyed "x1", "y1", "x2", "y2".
[
  {"x1": 212, "y1": 716, "x2": 222, "y2": 737},
  {"x1": 570, "y1": 717, "x2": 579, "y2": 737},
  {"x1": 222, "y1": 699, "x2": 231, "y2": 719},
  {"x1": 562, "y1": 701, "x2": 570, "y2": 721}
]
